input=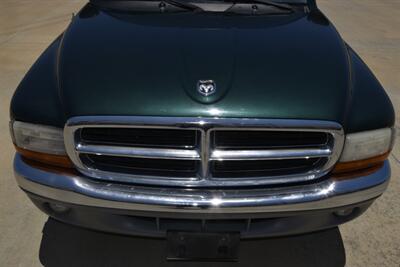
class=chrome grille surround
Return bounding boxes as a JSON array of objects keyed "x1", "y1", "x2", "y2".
[{"x1": 64, "y1": 116, "x2": 344, "y2": 188}]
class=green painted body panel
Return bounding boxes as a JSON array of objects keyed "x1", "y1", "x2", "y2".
[
  {"x1": 10, "y1": 4, "x2": 395, "y2": 132},
  {"x1": 59, "y1": 6, "x2": 351, "y2": 122},
  {"x1": 345, "y1": 47, "x2": 394, "y2": 132},
  {"x1": 11, "y1": 37, "x2": 66, "y2": 127}
]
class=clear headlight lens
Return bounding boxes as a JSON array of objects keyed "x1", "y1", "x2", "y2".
[
  {"x1": 333, "y1": 127, "x2": 395, "y2": 175},
  {"x1": 11, "y1": 121, "x2": 73, "y2": 168},
  {"x1": 339, "y1": 128, "x2": 394, "y2": 162},
  {"x1": 11, "y1": 121, "x2": 66, "y2": 155}
]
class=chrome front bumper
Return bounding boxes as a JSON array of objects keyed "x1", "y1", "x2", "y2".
[{"x1": 14, "y1": 154, "x2": 390, "y2": 215}]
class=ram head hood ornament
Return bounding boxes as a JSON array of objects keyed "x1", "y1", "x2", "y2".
[{"x1": 197, "y1": 80, "x2": 216, "y2": 96}]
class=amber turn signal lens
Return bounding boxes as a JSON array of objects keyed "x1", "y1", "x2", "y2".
[
  {"x1": 332, "y1": 151, "x2": 390, "y2": 175},
  {"x1": 15, "y1": 146, "x2": 74, "y2": 169}
]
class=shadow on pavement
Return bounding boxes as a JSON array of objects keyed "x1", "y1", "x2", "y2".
[{"x1": 39, "y1": 218, "x2": 345, "y2": 267}]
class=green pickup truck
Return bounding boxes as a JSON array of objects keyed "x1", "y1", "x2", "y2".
[{"x1": 10, "y1": 0, "x2": 395, "y2": 254}]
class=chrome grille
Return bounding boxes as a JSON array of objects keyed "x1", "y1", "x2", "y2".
[{"x1": 64, "y1": 116, "x2": 344, "y2": 187}]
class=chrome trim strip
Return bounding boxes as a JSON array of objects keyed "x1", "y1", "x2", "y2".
[
  {"x1": 66, "y1": 116, "x2": 344, "y2": 131},
  {"x1": 14, "y1": 154, "x2": 390, "y2": 214},
  {"x1": 64, "y1": 116, "x2": 345, "y2": 187},
  {"x1": 76, "y1": 144, "x2": 200, "y2": 160},
  {"x1": 210, "y1": 147, "x2": 332, "y2": 161}
]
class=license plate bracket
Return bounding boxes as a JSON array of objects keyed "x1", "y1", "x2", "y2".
[{"x1": 166, "y1": 231, "x2": 240, "y2": 261}]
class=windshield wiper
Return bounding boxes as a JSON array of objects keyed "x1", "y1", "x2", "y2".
[
  {"x1": 91, "y1": 0, "x2": 204, "y2": 12},
  {"x1": 160, "y1": 0, "x2": 204, "y2": 12},
  {"x1": 226, "y1": 0, "x2": 293, "y2": 11}
]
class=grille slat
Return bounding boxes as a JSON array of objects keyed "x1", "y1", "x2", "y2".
[
  {"x1": 65, "y1": 117, "x2": 344, "y2": 187},
  {"x1": 76, "y1": 144, "x2": 200, "y2": 160},
  {"x1": 210, "y1": 147, "x2": 332, "y2": 161}
]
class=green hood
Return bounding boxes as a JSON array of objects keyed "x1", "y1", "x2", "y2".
[{"x1": 58, "y1": 5, "x2": 351, "y2": 123}]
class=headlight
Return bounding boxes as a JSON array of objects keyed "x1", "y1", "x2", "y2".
[
  {"x1": 11, "y1": 121, "x2": 73, "y2": 168},
  {"x1": 333, "y1": 128, "x2": 395, "y2": 174}
]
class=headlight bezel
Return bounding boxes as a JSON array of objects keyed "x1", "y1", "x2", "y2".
[
  {"x1": 339, "y1": 128, "x2": 395, "y2": 162},
  {"x1": 10, "y1": 120, "x2": 73, "y2": 168},
  {"x1": 333, "y1": 127, "x2": 395, "y2": 175},
  {"x1": 11, "y1": 121, "x2": 67, "y2": 155}
]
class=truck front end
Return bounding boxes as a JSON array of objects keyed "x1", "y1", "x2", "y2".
[{"x1": 10, "y1": 0, "x2": 395, "y2": 240}]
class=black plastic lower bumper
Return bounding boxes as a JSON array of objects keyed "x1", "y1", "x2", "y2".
[
  {"x1": 40, "y1": 218, "x2": 346, "y2": 266},
  {"x1": 28, "y1": 192, "x2": 373, "y2": 239}
]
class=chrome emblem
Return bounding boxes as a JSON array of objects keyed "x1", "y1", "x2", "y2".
[{"x1": 197, "y1": 80, "x2": 216, "y2": 96}]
